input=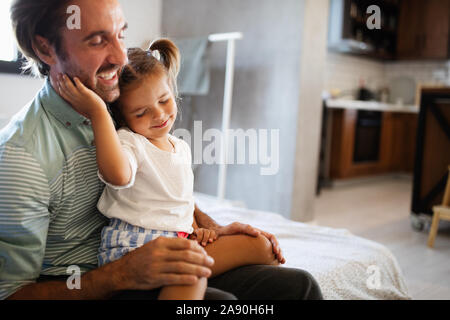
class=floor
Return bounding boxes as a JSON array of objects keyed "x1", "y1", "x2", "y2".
[{"x1": 313, "y1": 175, "x2": 450, "y2": 300}]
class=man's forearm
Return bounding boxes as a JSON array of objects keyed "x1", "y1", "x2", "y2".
[{"x1": 7, "y1": 258, "x2": 125, "y2": 300}]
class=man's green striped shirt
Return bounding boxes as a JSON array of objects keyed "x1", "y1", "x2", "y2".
[{"x1": 0, "y1": 80, "x2": 107, "y2": 299}]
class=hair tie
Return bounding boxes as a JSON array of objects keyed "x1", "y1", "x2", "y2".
[{"x1": 148, "y1": 49, "x2": 161, "y2": 61}]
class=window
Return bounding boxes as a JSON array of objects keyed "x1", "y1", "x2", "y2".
[{"x1": 0, "y1": 0, "x2": 25, "y2": 75}]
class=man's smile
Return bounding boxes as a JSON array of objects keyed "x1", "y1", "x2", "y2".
[{"x1": 97, "y1": 69, "x2": 119, "y2": 86}]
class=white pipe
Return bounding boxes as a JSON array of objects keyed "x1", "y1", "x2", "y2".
[
  {"x1": 202, "y1": 32, "x2": 243, "y2": 200},
  {"x1": 208, "y1": 32, "x2": 243, "y2": 42},
  {"x1": 216, "y1": 38, "x2": 238, "y2": 201}
]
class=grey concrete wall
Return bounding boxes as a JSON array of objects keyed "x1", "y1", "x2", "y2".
[
  {"x1": 291, "y1": 0, "x2": 329, "y2": 222},
  {"x1": 162, "y1": 0, "x2": 305, "y2": 218}
]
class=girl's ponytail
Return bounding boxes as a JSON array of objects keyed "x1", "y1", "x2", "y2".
[{"x1": 149, "y1": 38, "x2": 181, "y2": 97}]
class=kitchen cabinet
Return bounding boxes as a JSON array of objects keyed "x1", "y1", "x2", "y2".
[
  {"x1": 389, "y1": 113, "x2": 418, "y2": 172},
  {"x1": 397, "y1": 0, "x2": 450, "y2": 60},
  {"x1": 328, "y1": 0, "x2": 400, "y2": 60},
  {"x1": 328, "y1": 0, "x2": 450, "y2": 60},
  {"x1": 328, "y1": 108, "x2": 418, "y2": 180}
]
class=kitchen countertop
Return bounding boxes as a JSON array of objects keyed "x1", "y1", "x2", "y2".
[{"x1": 325, "y1": 99, "x2": 419, "y2": 113}]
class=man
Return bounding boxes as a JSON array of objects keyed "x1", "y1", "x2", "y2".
[{"x1": 0, "y1": 0, "x2": 323, "y2": 300}]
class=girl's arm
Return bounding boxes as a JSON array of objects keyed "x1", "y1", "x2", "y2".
[
  {"x1": 57, "y1": 74, "x2": 132, "y2": 186},
  {"x1": 192, "y1": 216, "x2": 199, "y2": 229},
  {"x1": 190, "y1": 214, "x2": 218, "y2": 247}
]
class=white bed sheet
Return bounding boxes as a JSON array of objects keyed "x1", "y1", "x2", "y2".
[{"x1": 194, "y1": 192, "x2": 411, "y2": 300}]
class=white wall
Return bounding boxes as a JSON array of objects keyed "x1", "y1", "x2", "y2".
[
  {"x1": 0, "y1": 75, "x2": 44, "y2": 121},
  {"x1": 324, "y1": 52, "x2": 449, "y2": 99},
  {"x1": 291, "y1": 0, "x2": 330, "y2": 222},
  {"x1": 0, "y1": 0, "x2": 161, "y2": 122},
  {"x1": 324, "y1": 52, "x2": 386, "y2": 95},
  {"x1": 384, "y1": 60, "x2": 449, "y2": 86},
  {"x1": 118, "y1": 0, "x2": 162, "y2": 49}
]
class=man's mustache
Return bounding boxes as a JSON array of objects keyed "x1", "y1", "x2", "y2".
[{"x1": 97, "y1": 64, "x2": 121, "y2": 74}]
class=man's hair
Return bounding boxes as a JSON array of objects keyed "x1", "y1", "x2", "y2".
[{"x1": 10, "y1": 0, "x2": 71, "y2": 77}]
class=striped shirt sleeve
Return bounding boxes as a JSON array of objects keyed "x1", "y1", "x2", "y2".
[{"x1": 0, "y1": 144, "x2": 51, "y2": 299}]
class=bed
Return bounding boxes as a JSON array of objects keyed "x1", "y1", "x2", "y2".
[{"x1": 194, "y1": 192, "x2": 411, "y2": 300}]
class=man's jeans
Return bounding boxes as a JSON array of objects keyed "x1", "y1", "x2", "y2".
[{"x1": 110, "y1": 265, "x2": 323, "y2": 300}]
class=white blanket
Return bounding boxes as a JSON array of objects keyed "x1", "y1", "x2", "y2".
[{"x1": 194, "y1": 193, "x2": 411, "y2": 300}]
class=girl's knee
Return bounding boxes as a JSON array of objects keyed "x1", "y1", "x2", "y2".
[{"x1": 247, "y1": 234, "x2": 278, "y2": 265}]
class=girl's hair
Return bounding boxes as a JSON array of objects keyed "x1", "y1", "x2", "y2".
[{"x1": 110, "y1": 38, "x2": 181, "y2": 127}]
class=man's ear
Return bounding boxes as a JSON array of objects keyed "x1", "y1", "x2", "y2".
[{"x1": 32, "y1": 35, "x2": 57, "y2": 66}]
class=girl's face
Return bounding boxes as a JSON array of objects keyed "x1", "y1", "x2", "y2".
[{"x1": 119, "y1": 72, "x2": 177, "y2": 141}]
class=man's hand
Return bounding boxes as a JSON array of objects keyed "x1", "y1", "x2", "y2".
[
  {"x1": 189, "y1": 228, "x2": 218, "y2": 247},
  {"x1": 194, "y1": 204, "x2": 285, "y2": 264},
  {"x1": 212, "y1": 222, "x2": 285, "y2": 264},
  {"x1": 213, "y1": 221, "x2": 260, "y2": 237},
  {"x1": 7, "y1": 236, "x2": 214, "y2": 300},
  {"x1": 115, "y1": 236, "x2": 215, "y2": 291},
  {"x1": 56, "y1": 74, "x2": 107, "y2": 119},
  {"x1": 254, "y1": 228, "x2": 286, "y2": 264}
]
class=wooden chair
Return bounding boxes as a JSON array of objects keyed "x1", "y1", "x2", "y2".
[{"x1": 427, "y1": 165, "x2": 450, "y2": 248}]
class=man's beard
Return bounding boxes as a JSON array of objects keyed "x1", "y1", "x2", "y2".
[
  {"x1": 61, "y1": 61, "x2": 121, "y2": 103},
  {"x1": 95, "y1": 77, "x2": 120, "y2": 103},
  {"x1": 94, "y1": 63, "x2": 121, "y2": 103}
]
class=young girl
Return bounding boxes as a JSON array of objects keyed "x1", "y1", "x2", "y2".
[{"x1": 56, "y1": 38, "x2": 285, "y2": 300}]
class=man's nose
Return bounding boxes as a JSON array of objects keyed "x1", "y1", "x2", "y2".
[{"x1": 107, "y1": 38, "x2": 128, "y2": 67}]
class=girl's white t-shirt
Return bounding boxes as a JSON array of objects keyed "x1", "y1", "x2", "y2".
[{"x1": 97, "y1": 128, "x2": 194, "y2": 234}]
